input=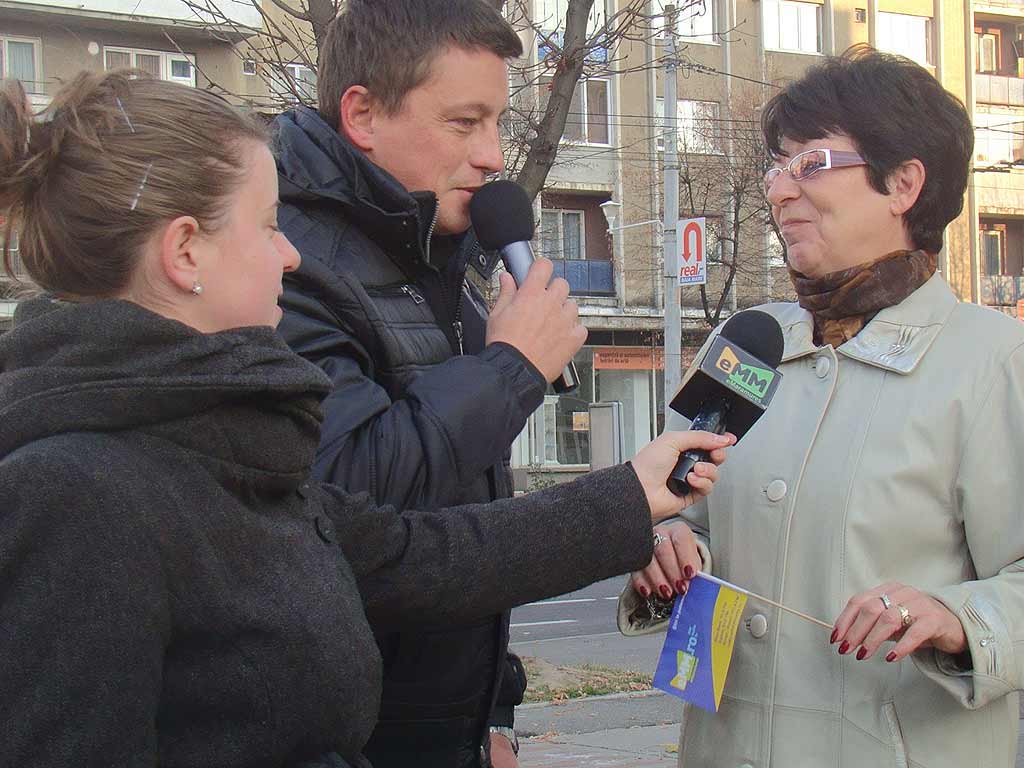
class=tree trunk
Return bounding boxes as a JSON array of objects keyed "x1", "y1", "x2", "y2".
[
  {"x1": 306, "y1": 0, "x2": 339, "y2": 52},
  {"x1": 514, "y1": 0, "x2": 594, "y2": 200}
]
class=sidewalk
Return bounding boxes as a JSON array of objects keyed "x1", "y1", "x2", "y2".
[
  {"x1": 518, "y1": 723, "x2": 678, "y2": 767},
  {"x1": 516, "y1": 690, "x2": 679, "y2": 768}
]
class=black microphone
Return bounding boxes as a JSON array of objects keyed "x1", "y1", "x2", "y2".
[
  {"x1": 469, "y1": 180, "x2": 579, "y2": 393},
  {"x1": 667, "y1": 309, "x2": 785, "y2": 496}
]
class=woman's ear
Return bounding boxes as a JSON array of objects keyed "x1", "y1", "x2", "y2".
[
  {"x1": 156, "y1": 215, "x2": 205, "y2": 295},
  {"x1": 339, "y1": 85, "x2": 376, "y2": 152},
  {"x1": 887, "y1": 158, "x2": 926, "y2": 217}
]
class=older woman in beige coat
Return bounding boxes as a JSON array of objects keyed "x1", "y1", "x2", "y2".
[{"x1": 621, "y1": 47, "x2": 1024, "y2": 768}]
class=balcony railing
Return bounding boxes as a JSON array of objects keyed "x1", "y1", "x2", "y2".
[
  {"x1": 976, "y1": 0, "x2": 1024, "y2": 9},
  {"x1": 982, "y1": 275, "x2": 1024, "y2": 305},
  {"x1": 975, "y1": 74, "x2": 1024, "y2": 107},
  {"x1": 550, "y1": 259, "x2": 615, "y2": 296}
]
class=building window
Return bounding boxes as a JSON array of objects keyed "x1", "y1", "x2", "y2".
[
  {"x1": 0, "y1": 36, "x2": 41, "y2": 94},
  {"x1": 539, "y1": 76, "x2": 610, "y2": 145},
  {"x1": 656, "y1": 98, "x2": 720, "y2": 154},
  {"x1": 704, "y1": 215, "x2": 725, "y2": 263},
  {"x1": 763, "y1": 0, "x2": 822, "y2": 55},
  {"x1": 982, "y1": 226, "x2": 1006, "y2": 276},
  {"x1": 976, "y1": 30, "x2": 1001, "y2": 74},
  {"x1": 1, "y1": 225, "x2": 24, "y2": 278},
  {"x1": 242, "y1": 59, "x2": 257, "y2": 76},
  {"x1": 269, "y1": 62, "x2": 317, "y2": 103},
  {"x1": 654, "y1": 0, "x2": 715, "y2": 43},
  {"x1": 514, "y1": 345, "x2": 664, "y2": 467},
  {"x1": 541, "y1": 209, "x2": 585, "y2": 260},
  {"x1": 104, "y1": 47, "x2": 196, "y2": 87},
  {"x1": 974, "y1": 113, "x2": 1024, "y2": 166},
  {"x1": 878, "y1": 13, "x2": 932, "y2": 66},
  {"x1": 534, "y1": 0, "x2": 605, "y2": 35}
]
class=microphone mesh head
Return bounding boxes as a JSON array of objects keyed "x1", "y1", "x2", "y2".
[
  {"x1": 719, "y1": 309, "x2": 785, "y2": 368},
  {"x1": 469, "y1": 180, "x2": 535, "y2": 250}
]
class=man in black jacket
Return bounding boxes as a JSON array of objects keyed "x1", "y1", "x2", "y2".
[{"x1": 273, "y1": 2, "x2": 586, "y2": 767}]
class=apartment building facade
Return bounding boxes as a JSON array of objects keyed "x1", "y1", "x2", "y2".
[{"x1": 2, "y1": 0, "x2": 1022, "y2": 477}]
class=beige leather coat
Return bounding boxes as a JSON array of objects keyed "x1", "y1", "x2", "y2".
[{"x1": 620, "y1": 275, "x2": 1024, "y2": 768}]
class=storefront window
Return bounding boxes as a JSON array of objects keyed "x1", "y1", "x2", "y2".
[{"x1": 549, "y1": 349, "x2": 594, "y2": 465}]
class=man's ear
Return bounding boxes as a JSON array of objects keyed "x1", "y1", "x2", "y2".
[
  {"x1": 887, "y1": 158, "x2": 926, "y2": 217},
  {"x1": 339, "y1": 85, "x2": 376, "y2": 151},
  {"x1": 157, "y1": 215, "x2": 204, "y2": 294}
]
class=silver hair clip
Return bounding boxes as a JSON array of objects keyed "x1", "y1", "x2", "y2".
[
  {"x1": 116, "y1": 96, "x2": 151, "y2": 211},
  {"x1": 115, "y1": 97, "x2": 136, "y2": 133},
  {"x1": 130, "y1": 162, "x2": 152, "y2": 212}
]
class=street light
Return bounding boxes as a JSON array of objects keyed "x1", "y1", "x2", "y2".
[
  {"x1": 600, "y1": 199, "x2": 661, "y2": 234},
  {"x1": 599, "y1": 199, "x2": 621, "y2": 233}
]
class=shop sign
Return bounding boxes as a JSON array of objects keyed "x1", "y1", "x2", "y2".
[{"x1": 593, "y1": 347, "x2": 665, "y2": 370}]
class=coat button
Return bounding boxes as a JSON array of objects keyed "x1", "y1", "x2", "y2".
[
  {"x1": 746, "y1": 613, "x2": 769, "y2": 638},
  {"x1": 814, "y1": 356, "x2": 831, "y2": 378},
  {"x1": 766, "y1": 479, "x2": 787, "y2": 502}
]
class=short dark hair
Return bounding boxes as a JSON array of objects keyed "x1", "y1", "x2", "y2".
[
  {"x1": 318, "y1": 0, "x2": 523, "y2": 131},
  {"x1": 761, "y1": 45, "x2": 973, "y2": 254}
]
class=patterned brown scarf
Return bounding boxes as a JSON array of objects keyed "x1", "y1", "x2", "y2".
[{"x1": 789, "y1": 249, "x2": 937, "y2": 348}]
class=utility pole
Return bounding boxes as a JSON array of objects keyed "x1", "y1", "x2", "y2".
[{"x1": 663, "y1": 4, "x2": 681, "y2": 408}]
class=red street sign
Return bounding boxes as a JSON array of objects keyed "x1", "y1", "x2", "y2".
[{"x1": 679, "y1": 217, "x2": 707, "y2": 285}]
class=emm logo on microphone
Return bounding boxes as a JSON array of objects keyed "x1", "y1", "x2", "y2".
[{"x1": 714, "y1": 344, "x2": 777, "y2": 403}]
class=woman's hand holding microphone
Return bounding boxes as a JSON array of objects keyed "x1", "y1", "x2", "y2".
[{"x1": 631, "y1": 430, "x2": 735, "y2": 523}]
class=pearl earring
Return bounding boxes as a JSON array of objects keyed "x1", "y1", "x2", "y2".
[{"x1": 191, "y1": 282, "x2": 203, "y2": 296}]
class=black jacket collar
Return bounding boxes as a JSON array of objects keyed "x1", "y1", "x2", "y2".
[{"x1": 273, "y1": 107, "x2": 500, "y2": 278}]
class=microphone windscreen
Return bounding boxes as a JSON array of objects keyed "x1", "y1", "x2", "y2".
[
  {"x1": 719, "y1": 309, "x2": 785, "y2": 368},
  {"x1": 470, "y1": 180, "x2": 534, "y2": 250}
]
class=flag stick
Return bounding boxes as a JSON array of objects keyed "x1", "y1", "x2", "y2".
[{"x1": 696, "y1": 572, "x2": 833, "y2": 631}]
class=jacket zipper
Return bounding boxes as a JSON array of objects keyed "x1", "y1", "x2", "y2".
[
  {"x1": 422, "y1": 201, "x2": 466, "y2": 354},
  {"x1": 401, "y1": 285, "x2": 425, "y2": 304},
  {"x1": 438, "y1": 275, "x2": 467, "y2": 356},
  {"x1": 424, "y1": 203, "x2": 439, "y2": 264},
  {"x1": 365, "y1": 283, "x2": 425, "y2": 304}
]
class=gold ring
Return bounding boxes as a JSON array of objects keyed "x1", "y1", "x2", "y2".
[{"x1": 897, "y1": 604, "x2": 913, "y2": 628}]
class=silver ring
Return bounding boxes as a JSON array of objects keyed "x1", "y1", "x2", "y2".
[
  {"x1": 879, "y1": 593, "x2": 892, "y2": 610},
  {"x1": 653, "y1": 532, "x2": 669, "y2": 547},
  {"x1": 897, "y1": 604, "x2": 913, "y2": 628}
]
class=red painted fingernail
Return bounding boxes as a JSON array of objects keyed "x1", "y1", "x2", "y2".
[
  {"x1": 886, "y1": 651, "x2": 897, "y2": 663},
  {"x1": 675, "y1": 580, "x2": 685, "y2": 594},
  {"x1": 838, "y1": 641, "x2": 850, "y2": 655},
  {"x1": 684, "y1": 565, "x2": 695, "y2": 579},
  {"x1": 830, "y1": 629, "x2": 839, "y2": 644},
  {"x1": 856, "y1": 647, "x2": 867, "y2": 661},
  {"x1": 639, "y1": 585, "x2": 649, "y2": 598},
  {"x1": 659, "y1": 585, "x2": 672, "y2": 600}
]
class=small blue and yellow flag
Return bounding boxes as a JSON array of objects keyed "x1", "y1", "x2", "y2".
[{"x1": 653, "y1": 574, "x2": 747, "y2": 712}]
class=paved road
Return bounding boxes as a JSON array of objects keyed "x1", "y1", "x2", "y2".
[
  {"x1": 510, "y1": 576, "x2": 667, "y2": 676},
  {"x1": 510, "y1": 577, "x2": 627, "y2": 643}
]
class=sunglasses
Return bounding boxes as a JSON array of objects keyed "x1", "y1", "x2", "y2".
[{"x1": 764, "y1": 148, "x2": 867, "y2": 196}]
